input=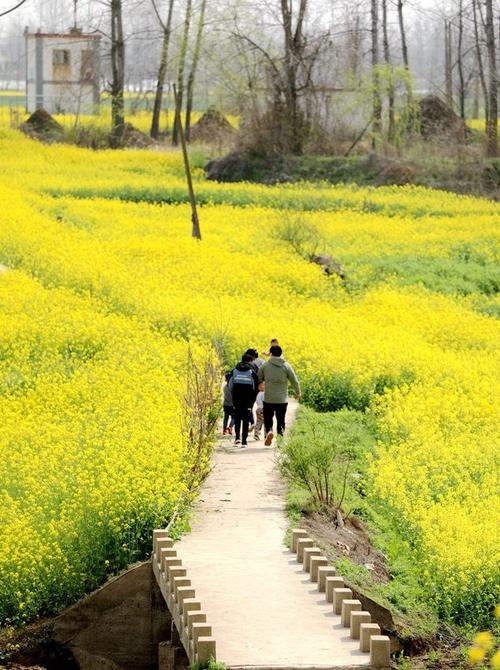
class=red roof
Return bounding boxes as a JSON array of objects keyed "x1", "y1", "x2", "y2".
[{"x1": 26, "y1": 31, "x2": 101, "y2": 40}]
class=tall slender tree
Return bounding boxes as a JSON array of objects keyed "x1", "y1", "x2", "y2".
[
  {"x1": 444, "y1": 19, "x2": 453, "y2": 108},
  {"x1": 396, "y1": 0, "x2": 413, "y2": 117},
  {"x1": 279, "y1": 0, "x2": 311, "y2": 153},
  {"x1": 172, "y1": 0, "x2": 193, "y2": 145},
  {"x1": 456, "y1": 0, "x2": 466, "y2": 119},
  {"x1": 150, "y1": 0, "x2": 176, "y2": 140},
  {"x1": 472, "y1": 0, "x2": 489, "y2": 126},
  {"x1": 185, "y1": 0, "x2": 207, "y2": 142},
  {"x1": 381, "y1": 0, "x2": 395, "y2": 142},
  {"x1": 485, "y1": 0, "x2": 498, "y2": 156},
  {"x1": 110, "y1": 0, "x2": 125, "y2": 147},
  {"x1": 371, "y1": 0, "x2": 382, "y2": 146}
]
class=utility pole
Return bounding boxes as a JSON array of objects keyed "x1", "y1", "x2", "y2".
[{"x1": 173, "y1": 84, "x2": 202, "y2": 241}]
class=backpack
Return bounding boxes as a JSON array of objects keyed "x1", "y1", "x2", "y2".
[{"x1": 232, "y1": 367, "x2": 255, "y2": 389}]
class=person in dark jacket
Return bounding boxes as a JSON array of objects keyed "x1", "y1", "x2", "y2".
[
  {"x1": 229, "y1": 354, "x2": 259, "y2": 447},
  {"x1": 222, "y1": 372, "x2": 235, "y2": 435}
]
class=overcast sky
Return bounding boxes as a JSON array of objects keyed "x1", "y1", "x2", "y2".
[{"x1": 0, "y1": 0, "x2": 457, "y2": 33}]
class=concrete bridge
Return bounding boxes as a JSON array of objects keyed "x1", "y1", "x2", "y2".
[{"x1": 152, "y1": 401, "x2": 391, "y2": 670}]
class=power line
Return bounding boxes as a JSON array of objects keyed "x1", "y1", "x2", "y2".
[{"x1": 0, "y1": 0, "x2": 29, "y2": 19}]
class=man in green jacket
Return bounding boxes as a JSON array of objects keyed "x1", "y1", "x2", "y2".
[{"x1": 257, "y1": 345, "x2": 301, "y2": 445}]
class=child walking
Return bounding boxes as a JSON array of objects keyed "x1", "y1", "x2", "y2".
[
  {"x1": 263, "y1": 338, "x2": 279, "y2": 357},
  {"x1": 254, "y1": 383, "x2": 265, "y2": 440},
  {"x1": 222, "y1": 372, "x2": 234, "y2": 435}
]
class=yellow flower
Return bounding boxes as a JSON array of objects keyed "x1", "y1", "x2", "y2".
[
  {"x1": 468, "y1": 646, "x2": 486, "y2": 664},
  {"x1": 0, "y1": 129, "x2": 498, "y2": 627},
  {"x1": 474, "y1": 631, "x2": 495, "y2": 651}
]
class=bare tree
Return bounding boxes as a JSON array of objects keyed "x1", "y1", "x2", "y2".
[
  {"x1": 444, "y1": 18, "x2": 453, "y2": 108},
  {"x1": 110, "y1": 0, "x2": 125, "y2": 146},
  {"x1": 150, "y1": 0, "x2": 176, "y2": 139},
  {"x1": 231, "y1": 0, "x2": 322, "y2": 154},
  {"x1": 485, "y1": 0, "x2": 498, "y2": 156},
  {"x1": 172, "y1": 0, "x2": 193, "y2": 145},
  {"x1": 185, "y1": 0, "x2": 207, "y2": 142},
  {"x1": 396, "y1": 0, "x2": 409, "y2": 72},
  {"x1": 173, "y1": 83, "x2": 201, "y2": 239},
  {"x1": 396, "y1": 0, "x2": 413, "y2": 118},
  {"x1": 381, "y1": 0, "x2": 394, "y2": 142},
  {"x1": 456, "y1": 0, "x2": 466, "y2": 119},
  {"x1": 371, "y1": 0, "x2": 382, "y2": 145},
  {"x1": 472, "y1": 0, "x2": 489, "y2": 125},
  {"x1": 279, "y1": 0, "x2": 310, "y2": 153}
]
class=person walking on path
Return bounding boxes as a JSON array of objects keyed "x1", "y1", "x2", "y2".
[
  {"x1": 229, "y1": 354, "x2": 259, "y2": 447},
  {"x1": 258, "y1": 345, "x2": 300, "y2": 446},
  {"x1": 254, "y1": 383, "x2": 265, "y2": 441},
  {"x1": 262, "y1": 338, "x2": 279, "y2": 357},
  {"x1": 222, "y1": 372, "x2": 235, "y2": 435},
  {"x1": 245, "y1": 348, "x2": 265, "y2": 370}
]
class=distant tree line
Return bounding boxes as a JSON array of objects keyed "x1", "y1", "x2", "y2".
[{"x1": 1, "y1": 0, "x2": 499, "y2": 155}]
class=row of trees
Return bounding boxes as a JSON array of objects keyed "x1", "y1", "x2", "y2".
[
  {"x1": 108, "y1": 0, "x2": 498, "y2": 154},
  {"x1": 1, "y1": 0, "x2": 499, "y2": 155},
  {"x1": 442, "y1": 0, "x2": 498, "y2": 154}
]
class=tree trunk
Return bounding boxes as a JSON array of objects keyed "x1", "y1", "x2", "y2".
[
  {"x1": 371, "y1": 0, "x2": 382, "y2": 147},
  {"x1": 444, "y1": 19, "x2": 453, "y2": 109},
  {"x1": 382, "y1": 0, "x2": 394, "y2": 143},
  {"x1": 172, "y1": 0, "x2": 193, "y2": 146},
  {"x1": 185, "y1": 0, "x2": 207, "y2": 142},
  {"x1": 397, "y1": 0, "x2": 414, "y2": 126},
  {"x1": 151, "y1": 0, "x2": 175, "y2": 140},
  {"x1": 457, "y1": 0, "x2": 466, "y2": 119},
  {"x1": 280, "y1": 0, "x2": 310, "y2": 153},
  {"x1": 397, "y1": 0, "x2": 409, "y2": 70},
  {"x1": 173, "y1": 84, "x2": 202, "y2": 240},
  {"x1": 352, "y1": 13, "x2": 361, "y2": 80},
  {"x1": 110, "y1": 0, "x2": 125, "y2": 147},
  {"x1": 485, "y1": 0, "x2": 498, "y2": 156},
  {"x1": 472, "y1": 0, "x2": 489, "y2": 126}
]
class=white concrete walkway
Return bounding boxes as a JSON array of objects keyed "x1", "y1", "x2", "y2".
[{"x1": 177, "y1": 400, "x2": 370, "y2": 669}]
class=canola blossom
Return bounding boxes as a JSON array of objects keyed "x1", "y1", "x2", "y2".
[{"x1": 0, "y1": 128, "x2": 498, "y2": 627}]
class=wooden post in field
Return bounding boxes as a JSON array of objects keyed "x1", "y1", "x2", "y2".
[{"x1": 173, "y1": 83, "x2": 202, "y2": 240}]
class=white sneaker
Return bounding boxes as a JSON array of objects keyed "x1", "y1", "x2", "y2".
[{"x1": 264, "y1": 431, "x2": 274, "y2": 446}]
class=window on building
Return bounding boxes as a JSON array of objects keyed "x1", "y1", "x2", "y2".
[{"x1": 53, "y1": 49, "x2": 70, "y2": 66}]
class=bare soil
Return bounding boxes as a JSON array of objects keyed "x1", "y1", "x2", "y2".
[
  {"x1": 301, "y1": 511, "x2": 390, "y2": 584},
  {"x1": 0, "y1": 618, "x2": 77, "y2": 670}
]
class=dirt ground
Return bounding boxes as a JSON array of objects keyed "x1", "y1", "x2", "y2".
[{"x1": 302, "y1": 511, "x2": 390, "y2": 583}]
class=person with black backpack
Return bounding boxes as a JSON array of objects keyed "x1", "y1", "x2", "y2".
[{"x1": 229, "y1": 354, "x2": 259, "y2": 447}]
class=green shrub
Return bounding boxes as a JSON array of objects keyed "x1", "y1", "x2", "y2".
[{"x1": 277, "y1": 407, "x2": 374, "y2": 514}]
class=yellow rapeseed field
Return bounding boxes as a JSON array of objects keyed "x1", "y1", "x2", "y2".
[{"x1": 0, "y1": 128, "x2": 498, "y2": 627}]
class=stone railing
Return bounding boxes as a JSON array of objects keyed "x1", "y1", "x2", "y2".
[
  {"x1": 291, "y1": 529, "x2": 392, "y2": 670},
  {"x1": 152, "y1": 530, "x2": 216, "y2": 666}
]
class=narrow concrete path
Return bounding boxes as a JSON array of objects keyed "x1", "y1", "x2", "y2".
[{"x1": 177, "y1": 400, "x2": 370, "y2": 669}]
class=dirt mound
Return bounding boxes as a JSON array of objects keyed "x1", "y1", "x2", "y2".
[
  {"x1": 189, "y1": 107, "x2": 235, "y2": 143},
  {"x1": 419, "y1": 95, "x2": 469, "y2": 141},
  {"x1": 122, "y1": 122, "x2": 155, "y2": 148},
  {"x1": 20, "y1": 109, "x2": 64, "y2": 143},
  {"x1": 374, "y1": 161, "x2": 417, "y2": 186}
]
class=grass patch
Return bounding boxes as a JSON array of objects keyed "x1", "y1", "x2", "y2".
[{"x1": 282, "y1": 406, "x2": 440, "y2": 638}]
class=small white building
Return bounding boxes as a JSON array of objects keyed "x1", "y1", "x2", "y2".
[{"x1": 25, "y1": 28, "x2": 100, "y2": 115}]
